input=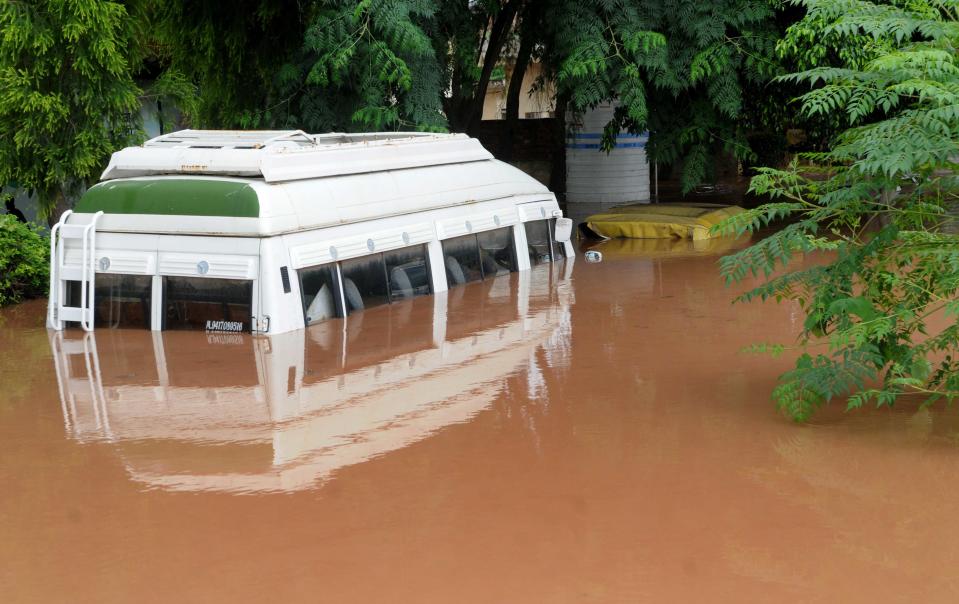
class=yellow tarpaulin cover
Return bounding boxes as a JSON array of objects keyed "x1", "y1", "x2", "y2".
[{"x1": 584, "y1": 203, "x2": 745, "y2": 240}]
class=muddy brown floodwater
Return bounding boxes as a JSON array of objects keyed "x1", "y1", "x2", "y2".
[{"x1": 3, "y1": 239, "x2": 959, "y2": 603}]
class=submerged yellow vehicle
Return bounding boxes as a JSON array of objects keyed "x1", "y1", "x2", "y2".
[{"x1": 582, "y1": 203, "x2": 744, "y2": 241}]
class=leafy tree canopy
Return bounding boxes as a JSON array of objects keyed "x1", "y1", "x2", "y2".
[
  {"x1": 0, "y1": 0, "x2": 194, "y2": 221},
  {"x1": 155, "y1": 0, "x2": 311, "y2": 129},
  {"x1": 0, "y1": 0, "x2": 145, "y2": 219},
  {"x1": 160, "y1": 0, "x2": 785, "y2": 190},
  {"x1": 0, "y1": 1, "x2": 795, "y2": 218},
  {"x1": 552, "y1": 0, "x2": 780, "y2": 190},
  {"x1": 718, "y1": 0, "x2": 959, "y2": 420}
]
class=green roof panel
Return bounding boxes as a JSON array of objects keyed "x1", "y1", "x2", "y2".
[{"x1": 76, "y1": 179, "x2": 259, "y2": 218}]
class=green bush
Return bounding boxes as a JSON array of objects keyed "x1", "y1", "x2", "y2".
[
  {"x1": 0, "y1": 215, "x2": 49, "y2": 306},
  {"x1": 718, "y1": 0, "x2": 959, "y2": 420}
]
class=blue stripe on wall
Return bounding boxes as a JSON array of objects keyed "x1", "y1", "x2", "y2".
[
  {"x1": 566, "y1": 143, "x2": 647, "y2": 149},
  {"x1": 566, "y1": 132, "x2": 649, "y2": 140}
]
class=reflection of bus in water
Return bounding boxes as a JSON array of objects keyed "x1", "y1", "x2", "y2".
[
  {"x1": 51, "y1": 263, "x2": 573, "y2": 493},
  {"x1": 47, "y1": 130, "x2": 573, "y2": 336}
]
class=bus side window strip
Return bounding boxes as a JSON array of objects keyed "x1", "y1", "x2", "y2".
[
  {"x1": 547, "y1": 219, "x2": 556, "y2": 261},
  {"x1": 333, "y1": 264, "x2": 347, "y2": 318}
]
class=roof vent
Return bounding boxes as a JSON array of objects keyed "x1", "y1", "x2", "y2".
[{"x1": 100, "y1": 130, "x2": 494, "y2": 183}]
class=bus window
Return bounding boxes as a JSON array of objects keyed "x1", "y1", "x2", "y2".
[
  {"x1": 93, "y1": 274, "x2": 152, "y2": 329},
  {"x1": 524, "y1": 220, "x2": 554, "y2": 266},
  {"x1": 339, "y1": 254, "x2": 390, "y2": 315},
  {"x1": 299, "y1": 264, "x2": 340, "y2": 325},
  {"x1": 442, "y1": 234, "x2": 484, "y2": 286},
  {"x1": 383, "y1": 244, "x2": 431, "y2": 302},
  {"x1": 163, "y1": 277, "x2": 253, "y2": 332},
  {"x1": 477, "y1": 226, "x2": 516, "y2": 277},
  {"x1": 67, "y1": 274, "x2": 152, "y2": 329}
]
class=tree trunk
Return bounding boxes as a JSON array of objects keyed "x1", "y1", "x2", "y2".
[
  {"x1": 503, "y1": 8, "x2": 536, "y2": 161},
  {"x1": 504, "y1": 4, "x2": 538, "y2": 123},
  {"x1": 504, "y1": 34, "x2": 533, "y2": 123},
  {"x1": 465, "y1": 0, "x2": 520, "y2": 135},
  {"x1": 444, "y1": 34, "x2": 468, "y2": 130},
  {"x1": 46, "y1": 190, "x2": 71, "y2": 228}
]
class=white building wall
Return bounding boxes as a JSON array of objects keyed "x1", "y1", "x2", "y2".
[{"x1": 566, "y1": 102, "x2": 650, "y2": 204}]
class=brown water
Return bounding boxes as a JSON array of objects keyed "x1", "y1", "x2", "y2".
[{"x1": 3, "y1": 242, "x2": 959, "y2": 603}]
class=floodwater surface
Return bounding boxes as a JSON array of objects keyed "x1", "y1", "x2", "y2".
[{"x1": 3, "y1": 242, "x2": 959, "y2": 603}]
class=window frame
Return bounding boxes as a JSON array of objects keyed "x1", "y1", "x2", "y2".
[
  {"x1": 441, "y1": 225, "x2": 519, "y2": 289},
  {"x1": 297, "y1": 262, "x2": 345, "y2": 327},
  {"x1": 523, "y1": 219, "x2": 556, "y2": 266},
  {"x1": 476, "y1": 226, "x2": 519, "y2": 277},
  {"x1": 296, "y1": 243, "x2": 434, "y2": 324},
  {"x1": 66, "y1": 273, "x2": 154, "y2": 330},
  {"x1": 383, "y1": 244, "x2": 434, "y2": 303},
  {"x1": 160, "y1": 275, "x2": 255, "y2": 333}
]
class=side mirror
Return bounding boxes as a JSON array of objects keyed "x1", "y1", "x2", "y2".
[{"x1": 553, "y1": 217, "x2": 573, "y2": 243}]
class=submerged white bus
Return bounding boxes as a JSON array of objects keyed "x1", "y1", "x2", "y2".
[
  {"x1": 50, "y1": 261, "x2": 573, "y2": 492},
  {"x1": 47, "y1": 130, "x2": 573, "y2": 335}
]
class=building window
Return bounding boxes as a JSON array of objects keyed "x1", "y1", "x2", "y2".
[
  {"x1": 442, "y1": 226, "x2": 517, "y2": 287},
  {"x1": 162, "y1": 277, "x2": 253, "y2": 332},
  {"x1": 299, "y1": 264, "x2": 340, "y2": 326}
]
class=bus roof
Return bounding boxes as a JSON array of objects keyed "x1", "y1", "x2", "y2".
[
  {"x1": 101, "y1": 130, "x2": 493, "y2": 182},
  {"x1": 75, "y1": 166, "x2": 550, "y2": 237}
]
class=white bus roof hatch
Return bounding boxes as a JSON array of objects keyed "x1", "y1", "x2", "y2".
[{"x1": 101, "y1": 130, "x2": 494, "y2": 183}]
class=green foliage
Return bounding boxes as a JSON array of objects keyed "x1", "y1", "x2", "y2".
[
  {"x1": 551, "y1": 0, "x2": 781, "y2": 191},
  {"x1": 717, "y1": 0, "x2": 959, "y2": 421},
  {"x1": 288, "y1": 0, "x2": 447, "y2": 131},
  {"x1": 157, "y1": 0, "x2": 787, "y2": 185},
  {"x1": 0, "y1": 0, "x2": 146, "y2": 218},
  {"x1": 0, "y1": 1, "x2": 794, "y2": 221},
  {"x1": 0, "y1": 215, "x2": 49, "y2": 307},
  {"x1": 159, "y1": 0, "x2": 446, "y2": 132},
  {"x1": 155, "y1": 1, "x2": 306, "y2": 129}
]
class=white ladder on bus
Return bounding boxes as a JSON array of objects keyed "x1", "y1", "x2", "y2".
[{"x1": 48, "y1": 210, "x2": 104, "y2": 331}]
